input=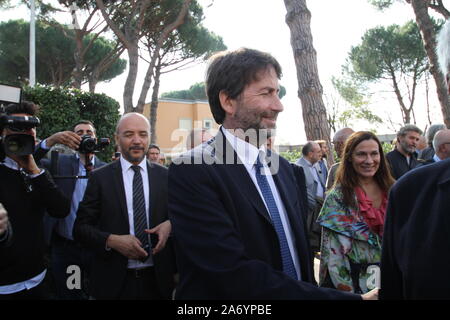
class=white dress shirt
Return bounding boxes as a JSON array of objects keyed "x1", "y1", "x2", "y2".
[
  {"x1": 222, "y1": 128, "x2": 301, "y2": 280},
  {"x1": 119, "y1": 156, "x2": 154, "y2": 269}
]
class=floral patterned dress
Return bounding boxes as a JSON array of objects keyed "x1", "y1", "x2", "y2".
[{"x1": 316, "y1": 185, "x2": 387, "y2": 293}]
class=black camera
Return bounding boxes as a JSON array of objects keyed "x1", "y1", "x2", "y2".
[
  {"x1": 0, "y1": 114, "x2": 40, "y2": 156},
  {"x1": 78, "y1": 134, "x2": 110, "y2": 153}
]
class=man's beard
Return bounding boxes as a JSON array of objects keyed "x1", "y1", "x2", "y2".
[
  {"x1": 399, "y1": 140, "x2": 415, "y2": 155},
  {"x1": 232, "y1": 108, "x2": 278, "y2": 144}
]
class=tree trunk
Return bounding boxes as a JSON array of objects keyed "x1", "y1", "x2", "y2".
[
  {"x1": 123, "y1": 43, "x2": 139, "y2": 113},
  {"x1": 72, "y1": 30, "x2": 84, "y2": 89},
  {"x1": 410, "y1": 0, "x2": 450, "y2": 128},
  {"x1": 283, "y1": 0, "x2": 333, "y2": 164},
  {"x1": 150, "y1": 63, "x2": 161, "y2": 144},
  {"x1": 135, "y1": 0, "x2": 192, "y2": 113}
]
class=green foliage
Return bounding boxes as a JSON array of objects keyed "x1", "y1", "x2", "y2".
[
  {"x1": 368, "y1": 0, "x2": 396, "y2": 11},
  {"x1": 382, "y1": 141, "x2": 394, "y2": 155},
  {"x1": 0, "y1": 19, "x2": 126, "y2": 87},
  {"x1": 23, "y1": 85, "x2": 121, "y2": 162},
  {"x1": 279, "y1": 150, "x2": 302, "y2": 163},
  {"x1": 161, "y1": 83, "x2": 287, "y2": 101},
  {"x1": 348, "y1": 21, "x2": 429, "y2": 83},
  {"x1": 328, "y1": 76, "x2": 382, "y2": 131}
]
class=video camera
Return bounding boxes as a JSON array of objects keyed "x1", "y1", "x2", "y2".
[
  {"x1": 78, "y1": 134, "x2": 110, "y2": 154},
  {"x1": 0, "y1": 84, "x2": 40, "y2": 158}
]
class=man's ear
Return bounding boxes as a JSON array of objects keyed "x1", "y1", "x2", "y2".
[{"x1": 219, "y1": 90, "x2": 236, "y2": 117}]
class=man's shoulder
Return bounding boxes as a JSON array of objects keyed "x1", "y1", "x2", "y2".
[
  {"x1": 90, "y1": 160, "x2": 116, "y2": 176},
  {"x1": 393, "y1": 159, "x2": 450, "y2": 193}
]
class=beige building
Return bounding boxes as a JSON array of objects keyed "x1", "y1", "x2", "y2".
[{"x1": 143, "y1": 98, "x2": 219, "y2": 156}]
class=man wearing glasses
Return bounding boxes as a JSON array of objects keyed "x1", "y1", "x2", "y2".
[{"x1": 0, "y1": 101, "x2": 70, "y2": 300}]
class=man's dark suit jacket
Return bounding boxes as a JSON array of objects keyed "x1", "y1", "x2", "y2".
[
  {"x1": 381, "y1": 159, "x2": 450, "y2": 299},
  {"x1": 40, "y1": 153, "x2": 105, "y2": 243},
  {"x1": 73, "y1": 160, "x2": 176, "y2": 299},
  {"x1": 386, "y1": 148, "x2": 421, "y2": 180},
  {"x1": 169, "y1": 129, "x2": 359, "y2": 300}
]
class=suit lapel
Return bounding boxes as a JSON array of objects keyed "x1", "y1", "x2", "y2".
[
  {"x1": 213, "y1": 129, "x2": 273, "y2": 225},
  {"x1": 112, "y1": 160, "x2": 128, "y2": 221},
  {"x1": 147, "y1": 161, "x2": 158, "y2": 228}
]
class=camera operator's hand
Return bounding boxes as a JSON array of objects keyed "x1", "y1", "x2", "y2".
[
  {"x1": 0, "y1": 203, "x2": 8, "y2": 236},
  {"x1": 46, "y1": 131, "x2": 81, "y2": 150},
  {"x1": 10, "y1": 154, "x2": 41, "y2": 175}
]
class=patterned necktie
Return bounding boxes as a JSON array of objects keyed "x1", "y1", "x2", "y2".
[
  {"x1": 131, "y1": 165, "x2": 149, "y2": 250},
  {"x1": 254, "y1": 156, "x2": 298, "y2": 280}
]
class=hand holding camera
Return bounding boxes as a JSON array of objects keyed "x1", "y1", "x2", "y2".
[{"x1": 0, "y1": 203, "x2": 8, "y2": 236}]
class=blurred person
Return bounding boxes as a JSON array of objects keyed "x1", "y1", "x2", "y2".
[
  {"x1": 0, "y1": 101, "x2": 70, "y2": 300},
  {"x1": 112, "y1": 145, "x2": 121, "y2": 162},
  {"x1": 429, "y1": 129, "x2": 450, "y2": 163},
  {"x1": 315, "y1": 139, "x2": 329, "y2": 187},
  {"x1": 385, "y1": 124, "x2": 423, "y2": 179},
  {"x1": 381, "y1": 19, "x2": 450, "y2": 299},
  {"x1": 147, "y1": 144, "x2": 161, "y2": 163},
  {"x1": 416, "y1": 135, "x2": 427, "y2": 152},
  {"x1": 158, "y1": 152, "x2": 166, "y2": 166},
  {"x1": 73, "y1": 113, "x2": 176, "y2": 300},
  {"x1": 296, "y1": 141, "x2": 325, "y2": 262},
  {"x1": 326, "y1": 128, "x2": 354, "y2": 190},
  {"x1": 169, "y1": 48, "x2": 373, "y2": 299},
  {"x1": 0, "y1": 203, "x2": 12, "y2": 247},
  {"x1": 40, "y1": 120, "x2": 106, "y2": 300},
  {"x1": 317, "y1": 131, "x2": 395, "y2": 294},
  {"x1": 418, "y1": 123, "x2": 445, "y2": 161},
  {"x1": 185, "y1": 128, "x2": 213, "y2": 150}
]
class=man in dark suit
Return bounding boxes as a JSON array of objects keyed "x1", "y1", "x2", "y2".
[
  {"x1": 40, "y1": 120, "x2": 106, "y2": 299},
  {"x1": 169, "y1": 48, "x2": 372, "y2": 300},
  {"x1": 380, "y1": 19, "x2": 450, "y2": 299},
  {"x1": 73, "y1": 113, "x2": 175, "y2": 300}
]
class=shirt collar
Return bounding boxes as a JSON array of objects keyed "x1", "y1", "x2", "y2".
[
  {"x1": 1, "y1": 157, "x2": 19, "y2": 170},
  {"x1": 120, "y1": 156, "x2": 147, "y2": 174},
  {"x1": 76, "y1": 153, "x2": 96, "y2": 166},
  {"x1": 222, "y1": 126, "x2": 267, "y2": 167},
  {"x1": 433, "y1": 153, "x2": 442, "y2": 162},
  {"x1": 303, "y1": 158, "x2": 314, "y2": 167}
]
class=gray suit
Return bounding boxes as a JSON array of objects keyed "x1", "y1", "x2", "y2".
[
  {"x1": 295, "y1": 157, "x2": 323, "y2": 253},
  {"x1": 296, "y1": 157, "x2": 320, "y2": 210}
]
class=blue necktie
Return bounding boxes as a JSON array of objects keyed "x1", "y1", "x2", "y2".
[{"x1": 254, "y1": 156, "x2": 298, "y2": 280}]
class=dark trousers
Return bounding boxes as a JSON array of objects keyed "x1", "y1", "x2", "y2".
[
  {"x1": 118, "y1": 267, "x2": 164, "y2": 300},
  {"x1": 0, "y1": 280, "x2": 49, "y2": 300},
  {"x1": 50, "y1": 233, "x2": 93, "y2": 300}
]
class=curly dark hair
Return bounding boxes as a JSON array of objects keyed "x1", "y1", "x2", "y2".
[
  {"x1": 205, "y1": 48, "x2": 282, "y2": 124},
  {"x1": 335, "y1": 131, "x2": 395, "y2": 209}
]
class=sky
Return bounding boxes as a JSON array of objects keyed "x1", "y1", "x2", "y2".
[{"x1": 1, "y1": 0, "x2": 447, "y2": 145}]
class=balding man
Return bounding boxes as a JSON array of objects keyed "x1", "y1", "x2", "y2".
[
  {"x1": 326, "y1": 128, "x2": 354, "y2": 190},
  {"x1": 428, "y1": 129, "x2": 450, "y2": 163},
  {"x1": 296, "y1": 141, "x2": 325, "y2": 261},
  {"x1": 74, "y1": 113, "x2": 176, "y2": 300}
]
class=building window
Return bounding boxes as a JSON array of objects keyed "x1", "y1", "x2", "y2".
[
  {"x1": 203, "y1": 119, "x2": 213, "y2": 130},
  {"x1": 179, "y1": 118, "x2": 192, "y2": 131}
]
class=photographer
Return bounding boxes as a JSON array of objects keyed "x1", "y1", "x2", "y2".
[
  {"x1": 0, "y1": 101, "x2": 70, "y2": 300},
  {"x1": 40, "y1": 120, "x2": 106, "y2": 300}
]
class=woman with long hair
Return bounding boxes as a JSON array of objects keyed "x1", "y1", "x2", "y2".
[{"x1": 317, "y1": 131, "x2": 395, "y2": 293}]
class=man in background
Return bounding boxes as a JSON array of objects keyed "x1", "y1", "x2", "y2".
[
  {"x1": 41, "y1": 120, "x2": 106, "y2": 300},
  {"x1": 326, "y1": 128, "x2": 354, "y2": 190},
  {"x1": 386, "y1": 124, "x2": 423, "y2": 180}
]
